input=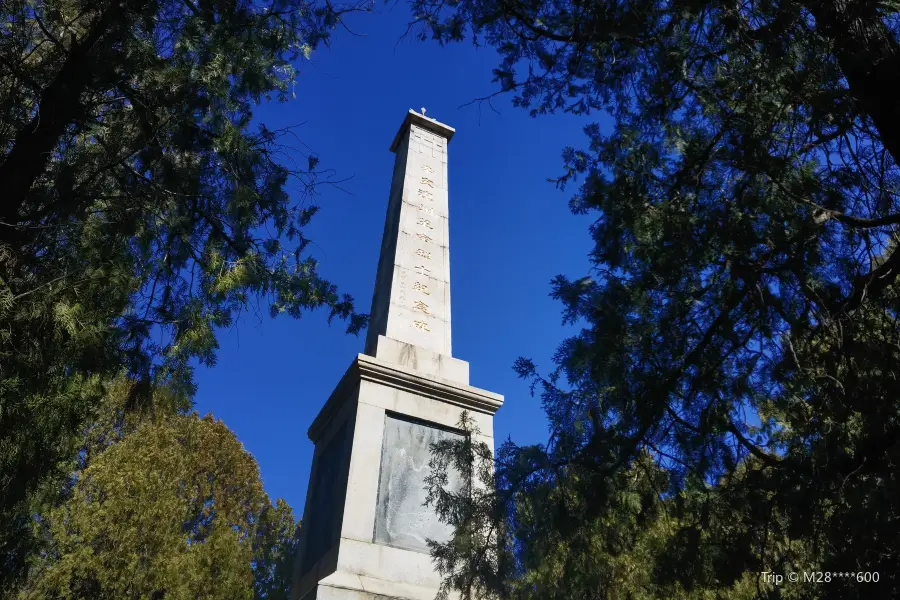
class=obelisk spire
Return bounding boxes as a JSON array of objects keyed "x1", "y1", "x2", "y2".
[
  {"x1": 364, "y1": 109, "x2": 456, "y2": 357},
  {"x1": 290, "y1": 111, "x2": 502, "y2": 600}
]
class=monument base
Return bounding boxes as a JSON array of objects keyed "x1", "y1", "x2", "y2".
[
  {"x1": 302, "y1": 570, "x2": 444, "y2": 600},
  {"x1": 290, "y1": 350, "x2": 501, "y2": 600}
]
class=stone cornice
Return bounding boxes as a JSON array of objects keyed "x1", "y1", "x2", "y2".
[
  {"x1": 308, "y1": 353, "x2": 503, "y2": 441},
  {"x1": 357, "y1": 353, "x2": 503, "y2": 414}
]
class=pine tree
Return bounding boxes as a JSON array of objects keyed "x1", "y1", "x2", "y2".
[
  {"x1": 414, "y1": 0, "x2": 900, "y2": 597},
  {"x1": 0, "y1": 0, "x2": 368, "y2": 584}
]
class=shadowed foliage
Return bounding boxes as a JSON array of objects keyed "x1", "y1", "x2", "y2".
[
  {"x1": 414, "y1": 0, "x2": 900, "y2": 598},
  {"x1": 0, "y1": 0, "x2": 369, "y2": 584}
]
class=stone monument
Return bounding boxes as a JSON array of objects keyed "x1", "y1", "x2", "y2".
[{"x1": 290, "y1": 110, "x2": 504, "y2": 600}]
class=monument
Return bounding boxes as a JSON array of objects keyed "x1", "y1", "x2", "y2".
[{"x1": 290, "y1": 110, "x2": 504, "y2": 600}]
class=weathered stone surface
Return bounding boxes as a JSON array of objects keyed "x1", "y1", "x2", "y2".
[
  {"x1": 365, "y1": 112, "x2": 455, "y2": 358},
  {"x1": 302, "y1": 421, "x2": 351, "y2": 572},
  {"x1": 374, "y1": 414, "x2": 463, "y2": 553},
  {"x1": 372, "y1": 335, "x2": 469, "y2": 385},
  {"x1": 291, "y1": 111, "x2": 499, "y2": 600}
]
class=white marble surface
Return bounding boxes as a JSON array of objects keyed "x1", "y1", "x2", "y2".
[
  {"x1": 372, "y1": 335, "x2": 468, "y2": 385},
  {"x1": 365, "y1": 114, "x2": 455, "y2": 357},
  {"x1": 373, "y1": 414, "x2": 463, "y2": 552},
  {"x1": 292, "y1": 112, "x2": 497, "y2": 600}
]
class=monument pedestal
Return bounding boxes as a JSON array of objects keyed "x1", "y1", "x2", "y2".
[
  {"x1": 291, "y1": 111, "x2": 502, "y2": 600},
  {"x1": 292, "y1": 338, "x2": 502, "y2": 600}
]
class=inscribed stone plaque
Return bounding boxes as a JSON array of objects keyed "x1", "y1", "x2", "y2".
[{"x1": 374, "y1": 413, "x2": 463, "y2": 553}]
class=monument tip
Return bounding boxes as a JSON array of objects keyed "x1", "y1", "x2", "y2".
[{"x1": 390, "y1": 108, "x2": 455, "y2": 153}]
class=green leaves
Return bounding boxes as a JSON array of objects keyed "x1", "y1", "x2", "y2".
[
  {"x1": 413, "y1": 0, "x2": 900, "y2": 596},
  {"x1": 425, "y1": 412, "x2": 508, "y2": 600},
  {"x1": 17, "y1": 411, "x2": 299, "y2": 600},
  {"x1": 0, "y1": 0, "x2": 369, "y2": 586}
]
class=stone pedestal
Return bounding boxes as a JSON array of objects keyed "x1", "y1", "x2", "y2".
[
  {"x1": 291, "y1": 340, "x2": 501, "y2": 600},
  {"x1": 291, "y1": 111, "x2": 502, "y2": 600}
]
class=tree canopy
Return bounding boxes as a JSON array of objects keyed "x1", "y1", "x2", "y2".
[
  {"x1": 413, "y1": 0, "x2": 900, "y2": 597},
  {"x1": 0, "y1": 0, "x2": 367, "y2": 580},
  {"x1": 16, "y1": 409, "x2": 299, "y2": 600}
]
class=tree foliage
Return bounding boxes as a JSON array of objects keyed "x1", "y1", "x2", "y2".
[
  {"x1": 0, "y1": 0, "x2": 368, "y2": 578},
  {"x1": 15, "y1": 410, "x2": 299, "y2": 600},
  {"x1": 428, "y1": 415, "x2": 782, "y2": 600},
  {"x1": 414, "y1": 0, "x2": 900, "y2": 597}
]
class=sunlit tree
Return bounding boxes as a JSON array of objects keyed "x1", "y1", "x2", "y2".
[{"x1": 0, "y1": 0, "x2": 369, "y2": 581}]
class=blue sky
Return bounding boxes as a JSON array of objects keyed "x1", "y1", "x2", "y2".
[{"x1": 193, "y1": 6, "x2": 604, "y2": 512}]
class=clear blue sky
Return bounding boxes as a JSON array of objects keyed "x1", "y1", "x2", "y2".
[{"x1": 193, "y1": 6, "x2": 604, "y2": 513}]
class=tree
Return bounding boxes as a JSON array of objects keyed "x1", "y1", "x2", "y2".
[
  {"x1": 428, "y1": 420, "x2": 826, "y2": 600},
  {"x1": 412, "y1": 0, "x2": 900, "y2": 597},
  {"x1": 15, "y1": 411, "x2": 299, "y2": 600},
  {"x1": 0, "y1": 0, "x2": 368, "y2": 580}
]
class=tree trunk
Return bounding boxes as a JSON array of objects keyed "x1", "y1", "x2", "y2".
[
  {"x1": 0, "y1": 2, "x2": 126, "y2": 246},
  {"x1": 805, "y1": 0, "x2": 900, "y2": 311},
  {"x1": 806, "y1": 0, "x2": 900, "y2": 165}
]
